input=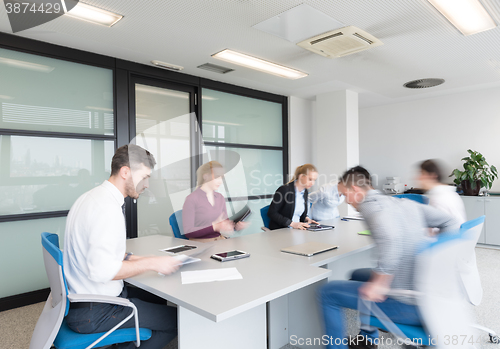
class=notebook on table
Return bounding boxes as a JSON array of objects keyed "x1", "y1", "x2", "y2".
[{"x1": 281, "y1": 241, "x2": 339, "y2": 257}]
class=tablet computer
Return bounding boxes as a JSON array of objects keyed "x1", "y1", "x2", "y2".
[
  {"x1": 160, "y1": 245, "x2": 197, "y2": 254},
  {"x1": 211, "y1": 250, "x2": 250, "y2": 262},
  {"x1": 229, "y1": 205, "x2": 252, "y2": 224},
  {"x1": 306, "y1": 224, "x2": 334, "y2": 231}
]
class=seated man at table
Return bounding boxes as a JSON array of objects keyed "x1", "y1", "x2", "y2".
[
  {"x1": 63, "y1": 144, "x2": 179, "y2": 349},
  {"x1": 319, "y1": 166, "x2": 459, "y2": 349}
]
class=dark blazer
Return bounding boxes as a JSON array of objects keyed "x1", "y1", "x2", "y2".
[{"x1": 268, "y1": 181, "x2": 308, "y2": 230}]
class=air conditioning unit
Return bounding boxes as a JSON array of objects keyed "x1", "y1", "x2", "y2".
[{"x1": 297, "y1": 26, "x2": 383, "y2": 58}]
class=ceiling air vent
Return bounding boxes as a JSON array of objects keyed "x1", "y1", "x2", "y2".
[
  {"x1": 297, "y1": 26, "x2": 383, "y2": 58},
  {"x1": 404, "y1": 78, "x2": 445, "y2": 89},
  {"x1": 197, "y1": 63, "x2": 234, "y2": 74}
]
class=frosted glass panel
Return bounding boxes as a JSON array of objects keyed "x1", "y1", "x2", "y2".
[
  {"x1": 206, "y1": 146, "x2": 283, "y2": 197},
  {"x1": 202, "y1": 89, "x2": 282, "y2": 147},
  {"x1": 0, "y1": 135, "x2": 114, "y2": 215},
  {"x1": 0, "y1": 47, "x2": 113, "y2": 135},
  {"x1": 0, "y1": 217, "x2": 66, "y2": 298},
  {"x1": 135, "y1": 84, "x2": 192, "y2": 237}
]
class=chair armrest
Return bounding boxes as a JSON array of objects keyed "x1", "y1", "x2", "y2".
[{"x1": 67, "y1": 294, "x2": 132, "y2": 307}]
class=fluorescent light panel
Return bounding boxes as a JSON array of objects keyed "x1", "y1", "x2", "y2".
[
  {"x1": 428, "y1": 0, "x2": 496, "y2": 35},
  {"x1": 212, "y1": 49, "x2": 308, "y2": 79},
  {"x1": 66, "y1": 1, "x2": 123, "y2": 27}
]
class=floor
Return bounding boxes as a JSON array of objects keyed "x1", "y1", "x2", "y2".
[{"x1": 1, "y1": 246, "x2": 499, "y2": 349}]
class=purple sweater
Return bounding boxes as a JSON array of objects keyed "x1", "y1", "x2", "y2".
[{"x1": 182, "y1": 188, "x2": 227, "y2": 239}]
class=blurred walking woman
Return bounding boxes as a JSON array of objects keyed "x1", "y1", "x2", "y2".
[
  {"x1": 267, "y1": 164, "x2": 318, "y2": 230},
  {"x1": 182, "y1": 161, "x2": 234, "y2": 241}
]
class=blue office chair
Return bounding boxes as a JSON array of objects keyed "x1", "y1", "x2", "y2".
[
  {"x1": 260, "y1": 205, "x2": 271, "y2": 230},
  {"x1": 393, "y1": 193, "x2": 429, "y2": 205},
  {"x1": 360, "y1": 217, "x2": 486, "y2": 346},
  {"x1": 169, "y1": 210, "x2": 188, "y2": 239},
  {"x1": 29, "y1": 233, "x2": 152, "y2": 349}
]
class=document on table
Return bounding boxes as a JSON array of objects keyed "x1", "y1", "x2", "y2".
[{"x1": 181, "y1": 267, "x2": 242, "y2": 285}]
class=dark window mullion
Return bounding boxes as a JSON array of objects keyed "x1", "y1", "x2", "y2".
[
  {"x1": 0, "y1": 128, "x2": 116, "y2": 141},
  {"x1": 0, "y1": 210, "x2": 69, "y2": 223},
  {"x1": 203, "y1": 141, "x2": 283, "y2": 151}
]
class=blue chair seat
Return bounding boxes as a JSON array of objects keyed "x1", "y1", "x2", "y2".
[
  {"x1": 54, "y1": 320, "x2": 152, "y2": 349},
  {"x1": 393, "y1": 194, "x2": 429, "y2": 205},
  {"x1": 169, "y1": 210, "x2": 188, "y2": 239},
  {"x1": 369, "y1": 317, "x2": 430, "y2": 346},
  {"x1": 260, "y1": 205, "x2": 271, "y2": 229}
]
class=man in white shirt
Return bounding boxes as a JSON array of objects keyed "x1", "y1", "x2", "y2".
[{"x1": 63, "y1": 144, "x2": 179, "y2": 348}]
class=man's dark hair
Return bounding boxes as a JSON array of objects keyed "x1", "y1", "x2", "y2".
[
  {"x1": 419, "y1": 159, "x2": 443, "y2": 183},
  {"x1": 340, "y1": 166, "x2": 372, "y2": 188},
  {"x1": 111, "y1": 144, "x2": 156, "y2": 176}
]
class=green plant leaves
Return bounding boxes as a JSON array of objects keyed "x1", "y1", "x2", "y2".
[{"x1": 451, "y1": 150, "x2": 497, "y2": 191}]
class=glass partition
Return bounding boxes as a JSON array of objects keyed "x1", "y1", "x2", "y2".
[{"x1": 0, "y1": 47, "x2": 114, "y2": 135}]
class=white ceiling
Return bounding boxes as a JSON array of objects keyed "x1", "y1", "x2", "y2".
[{"x1": 1, "y1": 0, "x2": 500, "y2": 108}]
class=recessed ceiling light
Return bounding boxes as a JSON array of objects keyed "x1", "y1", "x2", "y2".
[
  {"x1": 212, "y1": 49, "x2": 308, "y2": 79},
  {"x1": 65, "y1": 1, "x2": 123, "y2": 27},
  {"x1": 151, "y1": 60, "x2": 184, "y2": 71},
  {"x1": 428, "y1": 0, "x2": 496, "y2": 36}
]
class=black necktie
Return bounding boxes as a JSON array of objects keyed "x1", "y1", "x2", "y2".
[{"x1": 122, "y1": 203, "x2": 126, "y2": 219}]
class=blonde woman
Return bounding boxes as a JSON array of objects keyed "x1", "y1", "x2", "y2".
[
  {"x1": 268, "y1": 164, "x2": 318, "y2": 230},
  {"x1": 182, "y1": 161, "x2": 244, "y2": 241}
]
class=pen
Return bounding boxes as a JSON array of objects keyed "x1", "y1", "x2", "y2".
[{"x1": 341, "y1": 218, "x2": 349, "y2": 222}]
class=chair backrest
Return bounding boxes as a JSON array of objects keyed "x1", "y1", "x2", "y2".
[
  {"x1": 169, "y1": 210, "x2": 187, "y2": 239},
  {"x1": 29, "y1": 233, "x2": 69, "y2": 349},
  {"x1": 415, "y1": 225, "x2": 480, "y2": 347},
  {"x1": 393, "y1": 193, "x2": 429, "y2": 204},
  {"x1": 260, "y1": 205, "x2": 271, "y2": 229},
  {"x1": 458, "y1": 215, "x2": 485, "y2": 305}
]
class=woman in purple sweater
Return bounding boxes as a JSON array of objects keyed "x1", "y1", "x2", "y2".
[{"x1": 182, "y1": 161, "x2": 244, "y2": 241}]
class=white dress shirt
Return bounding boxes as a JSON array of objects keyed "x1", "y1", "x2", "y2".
[
  {"x1": 63, "y1": 180, "x2": 126, "y2": 297},
  {"x1": 309, "y1": 183, "x2": 345, "y2": 221},
  {"x1": 427, "y1": 185, "x2": 466, "y2": 225},
  {"x1": 291, "y1": 187, "x2": 305, "y2": 223}
]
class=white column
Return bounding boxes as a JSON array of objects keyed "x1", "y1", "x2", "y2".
[
  {"x1": 289, "y1": 96, "x2": 313, "y2": 178},
  {"x1": 313, "y1": 90, "x2": 359, "y2": 216}
]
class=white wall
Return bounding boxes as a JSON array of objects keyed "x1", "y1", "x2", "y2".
[
  {"x1": 289, "y1": 96, "x2": 313, "y2": 180},
  {"x1": 359, "y1": 87, "x2": 500, "y2": 192}
]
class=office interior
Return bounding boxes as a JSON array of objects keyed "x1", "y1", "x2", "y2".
[{"x1": 1, "y1": 0, "x2": 500, "y2": 347}]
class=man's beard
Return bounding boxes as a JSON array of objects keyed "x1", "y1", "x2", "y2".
[{"x1": 125, "y1": 176, "x2": 139, "y2": 199}]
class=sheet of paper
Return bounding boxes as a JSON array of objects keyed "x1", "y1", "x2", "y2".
[{"x1": 181, "y1": 267, "x2": 242, "y2": 285}]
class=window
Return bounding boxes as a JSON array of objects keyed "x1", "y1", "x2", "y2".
[
  {"x1": 202, "y1": 88, "x2": 286, "y2": 233},
  {"x1": 0, "y1": 47, "x2": 114, "y2": 298}
]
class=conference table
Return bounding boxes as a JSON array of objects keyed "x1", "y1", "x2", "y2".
[{"x1": 125, "y1": 219, "x2": 373, "y2": 349}]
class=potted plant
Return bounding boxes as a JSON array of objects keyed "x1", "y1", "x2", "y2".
[{"x1": 450, "y1": 149, "x2": 498, "y2": 196}]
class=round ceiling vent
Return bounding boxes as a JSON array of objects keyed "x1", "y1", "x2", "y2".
[{"x1": 403, "y1": 78, "x2": 445, "y2": 89}]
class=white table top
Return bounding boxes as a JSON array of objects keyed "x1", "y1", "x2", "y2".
[{"x1": 125, "y1": 218, "x2": 372, "y2": 322}]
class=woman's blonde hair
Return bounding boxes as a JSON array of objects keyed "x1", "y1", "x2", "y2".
[
  {"x1": 196, "y1": 161, "x2": 224, "y2": 186},
  {"x1": 287, "y1": 164, "x2": 318, "y2": 183}
]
